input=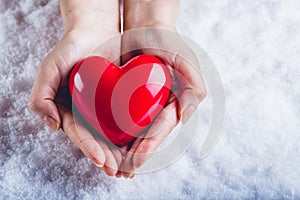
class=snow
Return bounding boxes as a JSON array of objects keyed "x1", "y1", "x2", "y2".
[{"x1": 1, "y1": 0, "x2": 300, "y2": 199}]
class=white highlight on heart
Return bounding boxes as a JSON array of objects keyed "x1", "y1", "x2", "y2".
[
  {"x1": 146, "y1": 63, "x2": 166, "y2": 97},
  {"x1": 74, "y1": 73, "x2": 84, "y2": 92}
]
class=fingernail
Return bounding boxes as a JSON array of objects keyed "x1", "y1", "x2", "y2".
[
  {"x1": 43, "y1": 115, "x2": 59, "y2": 131},
  {"x1": 116, "y1": 171, "x2": 122, "y2": 178},
  {"x1": 182, "y1": 105, "x2": 196, "y2": 124},
  {"x1": 92, "y1": 157, "x2": 104, "y2": 168},
  {"x1": 129, "y1": 173, "x2": 135, "y2": 179},
  {"x1": 80, "y1": 139, "x2": 105, "y2": 168},
  {"x1": 123, "y1": 172, "x2": 131, "y2": 179},
  {"x1": 89, "y1": 145, "x2": 105, "y2": 168}
]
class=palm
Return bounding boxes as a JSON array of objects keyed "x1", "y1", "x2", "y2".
[{"x1": 118, "y1": 28, "x2": 206, "y2": 177}]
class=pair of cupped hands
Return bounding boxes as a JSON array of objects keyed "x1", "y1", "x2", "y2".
[{"x1": 28, "y1": 9, "x2": 206, "y2": 178}]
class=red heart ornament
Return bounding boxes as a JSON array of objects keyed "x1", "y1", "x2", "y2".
[{"x1": 69, "y1": 54, "x2": 171, "y2": 146}]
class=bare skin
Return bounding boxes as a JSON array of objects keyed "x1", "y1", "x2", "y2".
[
  {"x1": 28, "y1": 0, "x2": 207, "y2": 178},
  {"x1": 29, "y1": 0, "x2": 123, "y2": 176},
  {"x1": 119, "y1": 0, "x2": 207, "y2": 178}
]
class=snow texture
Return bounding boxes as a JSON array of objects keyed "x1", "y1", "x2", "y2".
[{"x1": 1, "y1": 0, "x2": 300, "y2": 199}]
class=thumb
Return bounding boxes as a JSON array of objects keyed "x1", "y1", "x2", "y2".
[
  {"x1": 28, "y1": 57, "x2": 62, "y2": 130},
  {"x1": 28, "y1": 34, "x2": 85, "y2": 130},
  {"x1": 28, "y1": 39, "x2": 76, "y2": 130}
]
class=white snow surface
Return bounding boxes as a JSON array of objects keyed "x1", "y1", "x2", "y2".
[{"x1": 1, "y1": 0, "x2": 300, "y2": 199}]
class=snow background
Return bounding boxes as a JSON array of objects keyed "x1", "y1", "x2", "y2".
[{"x1": 1, "y1": 0, "x2": 300, "y2": 199}]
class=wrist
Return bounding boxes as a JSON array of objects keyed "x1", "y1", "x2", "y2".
[
  {"x1": 64, "y1": 28, "x2": 120, "y2": 45},
  {"x1": 66, "y1": 16, "x2": 119, "y2": 36},
  {"x1": 124, "y1": 0, "x2": 178, "y2": 30},
  {"x1": 60, "y1": 0, "x2": 120, "y2": 34},
  {"x1": 125, "y1": 19, "x2": 176, "y2": 30}
]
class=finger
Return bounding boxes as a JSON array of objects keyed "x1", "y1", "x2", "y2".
[
  {"x1": 96, "y1": 139, "x2": 119, "y2": 176},
  {"x1": 132, "y1": 102, "x2": 178, "y2": 169},
  {"x1": 110, "y1": 145, "x2": 126, "y2": 178},
  {"x1": 120, "y1": 138, "x2": 143, "y2": 178},
  {"x1": 115, "y1": 146, "x2": 129, "y2": 178},
  {"x1": 178, "y1": 88, "x2": 199, "y2": 124},
  {"x1": 110, "y1": 147, "x2": 123, "y2": 169},
  {"x1": 173, "y1": 56, "x2": 207, "y2": 123},
  {"x1": 58, "y1": 106, "x2": 106, "y2": 167}
]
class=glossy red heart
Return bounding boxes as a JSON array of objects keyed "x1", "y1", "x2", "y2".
[{"x1": 69, "y1": 54, "x2": 171, "y2": 146}]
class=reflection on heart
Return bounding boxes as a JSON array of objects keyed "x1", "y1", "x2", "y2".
[{"x1": 69, "y1": 54, "x2": 171, "y2": 146}]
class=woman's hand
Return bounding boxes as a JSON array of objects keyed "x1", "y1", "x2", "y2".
[
  {"x1": 28, "y1": 0, "x2": 123, "y2": 176},
  {"x1": 118, "y1": 0, "x2": 207, "y2": 178}
]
